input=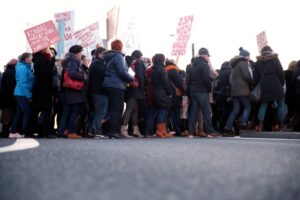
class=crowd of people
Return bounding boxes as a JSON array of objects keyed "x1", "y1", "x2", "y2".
[{"x1": 0, "y1": 39, "x2": 300, "y2": 139}]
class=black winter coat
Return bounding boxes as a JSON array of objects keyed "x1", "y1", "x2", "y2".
[
  {"x1": 126, "y1": 57, "x2": 146, "y2": 100},
  {"x1": 253, "y1": 54, "x2": 284, "y2": 102},
  {"x1": 187, "y1": 56, "x2": 212, "y2": 95},
  {"x1": 32, "y1": 52, "x2": 55, "y2": 110},
  {"x1": 151, "y1": 62, "x2": 172, "y2": 109},
  {"x1": 88, "y1": 58, "x2": 107, "y2": 95},
  {"x1": 0, "y1": 65, "x2": 16, "y2": 109}
]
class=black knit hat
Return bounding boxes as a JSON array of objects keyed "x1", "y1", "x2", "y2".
[
  {"x1": 131, "y1": 50, "x2": 143, "y2": 59},
  {"x1": 198, "y1": 47, "x2": 210, "y2": 57},
  {"x1": 69, "y1": 45, "x2": 83, "y2": 54}
]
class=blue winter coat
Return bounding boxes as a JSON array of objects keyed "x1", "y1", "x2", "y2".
[
  {"x1": 14, "y1": 61, "x2": 34, "y2": 99},
  {"x1": 103, "y1": 51, "x2": 133, "y2": 90}
]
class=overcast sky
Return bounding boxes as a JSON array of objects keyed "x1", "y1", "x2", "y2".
[{"x1": 0, "y1": 0, "x2": 299, "y2": 71}]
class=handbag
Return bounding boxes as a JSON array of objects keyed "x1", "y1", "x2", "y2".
[
  {"x1": 250, "y1": 64, "x2": 268, "y2": 102},
  {"x1": 250, "y1": 84, "x2": 261, "y2": 102},
  {"x1": 63, "y1": 70, "x2": 84, "y2": 91}
]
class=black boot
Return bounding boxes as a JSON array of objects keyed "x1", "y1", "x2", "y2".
[{"x1": 1, "y1": 124, "x2": 10, "y2": 138}]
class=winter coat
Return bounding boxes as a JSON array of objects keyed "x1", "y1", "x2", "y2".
[
  {"x1": 63, "y1": 53, "x2": 87, "y2": 104},
  {"x1": 187, "y1": 56, "x2": 212, "y2": 95},
  {"x1": 126, "y1": 56, "x2": 146, "y2": 99},
  {"x1": 151, "y1": 62, "x2": 172, "y2": 109},
  {"x1": 253, "y1": 53, "x2": 284, "y2": 102},
  {"x1": 230, "y1": 57, "x2": 253, "y2": 97},
  {"x1": 32, "y1": 52, "x2": 55, "y2": 110},
  {"x1": 103, "y1": 50, "x2": 133, "y2": 90},
  {"x1": 165, "y1": 64, "x2": 185, "y2": 107},
  {"x1": 146, "y1": 66, "x2": 154, "y2": 106},
  {"x1": 284, "y1": 69, "x2": 295, "y2": 108},
  {"x1": 0, "y1": 65, "x2": 16, "y2": 109},
  {"x1": 88, "y1": 57, "x2": 107, "y2": 95},
  {"x1": 14, "y1": 61, "x2": 34, "y2": 99},
  {"x1": 216, "y1": 62, "x2": 232, "y2": 102}
]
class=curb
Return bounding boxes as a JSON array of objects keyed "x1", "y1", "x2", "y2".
[{"x1": 240, "y1": 131, "x2": 300, "y2": 139}]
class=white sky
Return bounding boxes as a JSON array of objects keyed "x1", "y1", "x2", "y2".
[{"x1": 0, "y1": 0, "x2": 299, "y2": 71}]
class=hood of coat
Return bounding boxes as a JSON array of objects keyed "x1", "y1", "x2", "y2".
[
  {"x1": 63, "y1": 53, "x2": 80, "y2": 68},
  {"x1": 256, "y1": 53, "x2": 278, "y2": 62},
  {"x1": 103, "y1": 50, "x2": 125, "y2": 63},
  {"x1": 230, "y1": 56, "x2": 247, "y2": 68}
]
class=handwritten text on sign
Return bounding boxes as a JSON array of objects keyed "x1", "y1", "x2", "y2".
[
  {"x1": 74, "y1": 22, "x2": 99, "y2": 48},
  {"x1": 256, "y1": 31, "x2": 268, "y2": 52},
  {"x1": 171, "y1": 15, "x2": 194, "y2": 56},
  {"x1": 25, "y1": 20, "x2": 60, "y2": 53}
]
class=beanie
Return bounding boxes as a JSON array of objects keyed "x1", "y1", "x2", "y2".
[
  {"x1": 111, "y1": 39, "x2": 123, "y2": 52},
  {"x1": 198, "y1": 47, "x2": 210, "y2": 57},
  {"x1": 69, "y1": 45, "x2": 83, "y2": 54},
  {"x1": 239, "y1": 47, "x2": 250, "y2": 57},
  {"x1": 131, "y1": 50, "x2": 143, "y2": 59}
]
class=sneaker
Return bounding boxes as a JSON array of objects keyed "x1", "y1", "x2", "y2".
[{"x1": 9, "y1": 133, "x2": 24, "y2": 139}]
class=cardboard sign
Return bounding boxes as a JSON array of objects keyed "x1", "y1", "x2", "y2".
[
  {"x1": 24, "y1": 20, "x2": 60, "y2": 53},
  {"x1": 171, "y1": 15, "x2": 194, "y2": 56},
  {"x1": 256, "y1": 31, "x2": 268, "y2": 52},
  {"x1": 54, "y1": 10, "x2": 75, "y2": 55},
  {"x1": 74, "y1": 22, "x2": 100, "y2": 48}
]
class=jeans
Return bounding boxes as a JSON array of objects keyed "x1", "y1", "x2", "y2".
[
  {"x1": 145, "y1": 106, "x2": 155, "y2": 136},
  {"x1": 66, "y1": 103, "x2": 83, "y2": 133},
  {"x1": 91, "y1": 94, "x2": 108, "y2": 134},
  {"x1": 224, "y1": 96, "x2": 251, "y2": 130},
  {"x1": 106, "y1": 88, "x2": 125, "y2": 135},
  {"x1": 258, "y1": 98, "x2": 285, "y2": 123},
  {"x1": 11, "y1": 96, "x2": 31, "y2": 136},
  {"x1": 188, "y1": 92, "x2": 215, "y2": 133},
  {"x1": 154, "y1": 108, "x2": 168, "y2": 124},
  {"x1": 58, "y1": 93, "x2": 70, "y2": 135}
]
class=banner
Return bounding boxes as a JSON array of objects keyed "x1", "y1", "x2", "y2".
[
  {"x1": 24, "y1": 20, "x2": 60, "y2": 53},
  {"x1": 256, "y1": 31, "x2": 268, "y2": 52},
  {"x1": 106, "y1": 6, "x2": 119, "y2": 41},
  {"x1": 171, "y1": 15, "x2": 194, "y2": 56},
  {"x1": 74, "y1": 22, "x2": 100, "y2": 49},
  {"x1": 54, "y1": 10, "x2": 75, "y2": 55}
]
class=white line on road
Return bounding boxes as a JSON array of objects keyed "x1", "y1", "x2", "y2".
[{"x1": 0, "y1": 139, "x2": 39, "y2": 153}]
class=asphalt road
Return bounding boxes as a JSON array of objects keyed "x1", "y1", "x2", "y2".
[{"x1": 0, "y1": 137, "x2": 300, "y2": 200}]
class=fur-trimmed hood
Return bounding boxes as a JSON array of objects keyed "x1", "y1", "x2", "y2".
[
  {"x1": 256, "y1": 53, "x2": 278, "y2": 62},
  {"x1": 230, "y1": 56, "x2": 247, "y2": 68}
]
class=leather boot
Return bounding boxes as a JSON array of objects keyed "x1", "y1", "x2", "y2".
[
  {"x1": 1, "y1": 124, "x2": 10, "y2": 138},
  {"x1": 161, "y1": 123, "x2": 174, "y2": 138},
  {"x1": 120, "y1": 125, "x2": 132, "y2": 138},
  {"x1": 132, "y1": 125, "x2": 143, "y2": 138}
]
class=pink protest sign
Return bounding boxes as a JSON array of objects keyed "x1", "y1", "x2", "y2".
[
  {"x1": 256, "y1": 31, "x2": 268, "y2": 52},
  {"x1": 74, "y1": 22, "x2": 99, "y2": 48},
  {"x1": 25, "y1": 20, "x2": 60, "y2": 53},
  {"x1": 171, "y1": 15, "x2": 194, "y2": 56}
]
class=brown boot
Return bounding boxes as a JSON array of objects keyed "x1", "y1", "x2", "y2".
[
  {"x1": 67, "y1": 133, "x2": 82, "y2": 139},
  {"x1": 160, "y1": 123, "x2": 174, "y2": 138}
]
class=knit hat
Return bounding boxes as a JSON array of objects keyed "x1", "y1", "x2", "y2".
[
  {"x1": 239, "y1": 47, "x2": 250, "y2": 57},
  {"x1": 131, "y1": 50, "x2": 143, "y2": 59},
  {"x1": 7, "y1": 58, "x2": 18, "y2": 66},
  {"x1": 152, "y1": 54, "x2": 165, "y2": 63},
  {"x1": 260, "y1": 45, "x2": 273, "y2": 56},
  {"x1": 69, "y1": 45, "x2": 83, "y2": 54},
  {"x1": 198, "y1": 48, "x2": 210, "y2": 57},
  {"x1": 111, "y1": 39, "x2": 123, "y2": 52}
]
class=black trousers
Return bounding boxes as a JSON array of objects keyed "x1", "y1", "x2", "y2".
[{"x1": 107, "y1": 88, "x2": 125, "y2": 135}]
